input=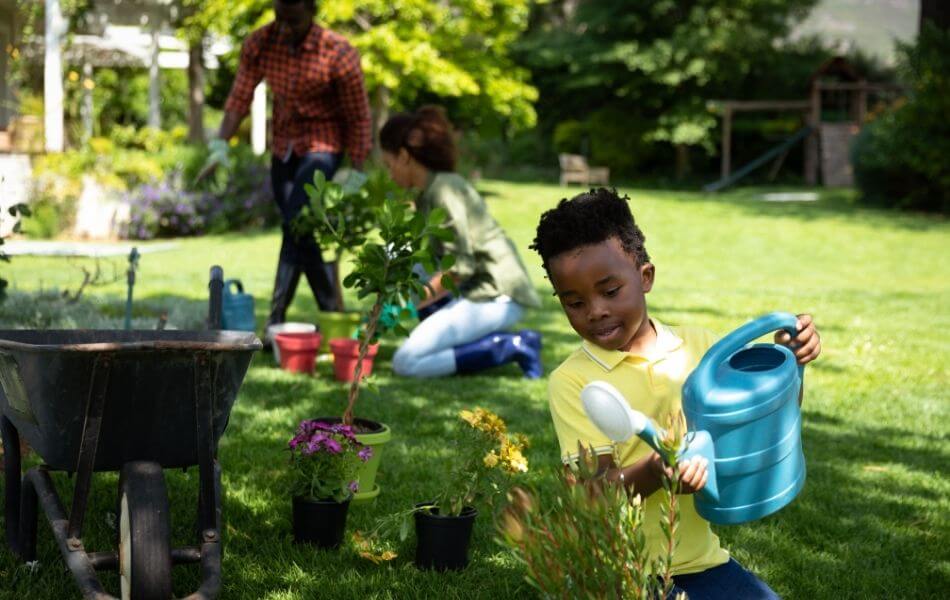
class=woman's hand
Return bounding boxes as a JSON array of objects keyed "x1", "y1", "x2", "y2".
[{"x1": 775, "y1": 313, "x2": 821, "y2": 365}]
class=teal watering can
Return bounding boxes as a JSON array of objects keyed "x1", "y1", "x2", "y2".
[
  {"x1": 221, "y1": 279, "x2": 256, "y2": 332},
  {"x1": 582, "y1": 312, "x2": 806, "y2": 525}
]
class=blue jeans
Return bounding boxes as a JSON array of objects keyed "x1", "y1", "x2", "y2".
[{"x1": 669, "y1": 558, "x2": 780, "y2": 600}]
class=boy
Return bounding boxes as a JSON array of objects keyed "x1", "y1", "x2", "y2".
[{"x1": 530, "y1": 188, "x2": 820, "y2": 599}]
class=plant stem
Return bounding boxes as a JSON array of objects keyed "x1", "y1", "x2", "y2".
[{"x1": 342, "y1": 298, "x2": 383, "y2": 426}]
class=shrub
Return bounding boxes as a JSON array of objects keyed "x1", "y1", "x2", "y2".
[
  {"x1": 124, "y1": 178, "x2": 208, "y2": 240},
  {"x1": 852, "y1": 24, "x2": 950, "y2": 213}
]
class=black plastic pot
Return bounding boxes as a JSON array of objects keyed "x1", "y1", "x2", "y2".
[
  {"x1": 414, "y1": 503, "x2": 477, "y2": 571},
  {"x1": 292, "y1": 496, "x2": 351, "y2": 549}
]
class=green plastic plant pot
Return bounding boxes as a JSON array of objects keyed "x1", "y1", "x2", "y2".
[
  {"x1": 315, "y1": 311, "x2": 362, "y2": 353},
  {"x1": 352, "y1": 420, "x2": 391, "y2": 504}
]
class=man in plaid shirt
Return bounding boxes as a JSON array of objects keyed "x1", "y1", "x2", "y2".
[{"x1": 206, "y1": 0, "x2": 372, "y2": 335}]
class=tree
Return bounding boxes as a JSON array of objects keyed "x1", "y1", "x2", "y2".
[
  {"x1": 184, "y1": 0, "x2": 538, "y2": 142},
  {"x1": 518, "y1": 0, "x2": 818, "y2": 177}
]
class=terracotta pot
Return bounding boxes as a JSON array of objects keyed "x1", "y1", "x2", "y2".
[
  {"x1": 329, "y1": 338, "x2": 378, "y2": 382},
  {"x1": 275, "y1": 332, "x2": 322, "y2": 374}
]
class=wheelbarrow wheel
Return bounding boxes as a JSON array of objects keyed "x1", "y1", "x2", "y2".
[{"x1": 118, "y1": 462, "x2": 173, "y2": 600}]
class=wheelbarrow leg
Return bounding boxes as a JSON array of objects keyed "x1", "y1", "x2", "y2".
[
  {"x1": 18, "y1": 467, "x2": 38, "y2": 562},
  {"x1": 1, "y1": 415, "x2": 22, "y2": 554}
]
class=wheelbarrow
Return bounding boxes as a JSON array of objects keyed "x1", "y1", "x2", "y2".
[{"x1": 1, "y1": 268, "x2": 261, "y2": 599}]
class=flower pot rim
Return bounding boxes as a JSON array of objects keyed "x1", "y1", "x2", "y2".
[
  {"x1": 329, "y1": 337, "x2": 380, "y2": 354},
  {"x1": 293, "y1": 494, "x2": 353, "y2": 506},
  {"x1": 275, "y1": 331, "x2": 322, "y2": 351},
  {"x1": 414, "y1": 502, "x2": 478, "y2": 519},
  {"x1": 310, "y1": 416, "x2": 387, "y2": 433}
]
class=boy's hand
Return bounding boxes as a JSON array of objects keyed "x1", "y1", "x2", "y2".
[
  {"x1": 775, "y1": 313, "x2": 821, "y2": 365},
  {"x1": 650, "y1": 453, "x2": 708, "y2": 494}
]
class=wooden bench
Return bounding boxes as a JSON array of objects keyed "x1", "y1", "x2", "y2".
[{"x1": 559, "y1": 153, "x2": 610, "y2": 187}]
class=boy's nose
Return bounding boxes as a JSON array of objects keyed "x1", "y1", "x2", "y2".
[{"x1": 587, "y1": 300, "x2": 610, "y2": 321}]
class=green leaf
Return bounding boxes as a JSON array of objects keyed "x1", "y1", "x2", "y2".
[{"x1": 440, "y1": 254, "x2": 456, "y2": 270}]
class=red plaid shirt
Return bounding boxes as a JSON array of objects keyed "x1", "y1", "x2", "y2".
[{"x1": 224, "y1": 23, "x2": 372, "y2": 165}]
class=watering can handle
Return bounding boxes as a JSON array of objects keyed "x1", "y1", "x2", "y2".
[
  {"x1": 224, "y1": 279, "x2": 245, "y2": 294},
  {"x1": 693, "y1": 312, "x2": 802, "y2": 394}
]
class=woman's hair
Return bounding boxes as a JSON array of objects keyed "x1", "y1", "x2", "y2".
[
  {"x1": 531, "y1": 188, "x2": 650, "y2": 271},
  {"x1": 379, "y1": 106, "x2": 457, "y2": 172}
]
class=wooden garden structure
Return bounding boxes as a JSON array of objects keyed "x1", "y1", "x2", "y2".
[{"x1": 711, "y1": 57, "x2": 904, "y2": 189}]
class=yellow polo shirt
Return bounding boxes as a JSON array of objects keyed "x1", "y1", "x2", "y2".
[{"x1": 548, "y1": 317, "x2": 729, "y2": 575}]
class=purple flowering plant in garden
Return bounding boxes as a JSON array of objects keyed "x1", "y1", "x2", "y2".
[{"x1": 288, "y1": 419, "x2": 373, "y2": 502}]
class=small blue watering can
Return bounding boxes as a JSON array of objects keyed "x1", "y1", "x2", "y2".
[
  {"x1": 581, "y1": 312, "x2": 806, "y2": 525},
  {"x1": 221, "y1": 279, "x2": 256, "y2": 332}
]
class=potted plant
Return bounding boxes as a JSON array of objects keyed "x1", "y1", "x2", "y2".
[
  {"x1": 288, "y1": 419, "x2": 373, "y2": 548},
  {"x1": 362, "y1": 408, "x2": 529, "y2": 570},
  {"x1": 294, "y1": 170, "x2": 455, "y2": 502}
]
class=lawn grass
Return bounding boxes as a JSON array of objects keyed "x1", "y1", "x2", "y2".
[{"x1": 1, "y1": 180, "x2": 948, "y2": 599}]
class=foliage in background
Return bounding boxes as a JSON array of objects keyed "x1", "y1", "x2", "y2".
[
  {"x1": 0, "y1": 204, "x2": 31, "y2": 301},
  {"x1": 186, "y1": 0, "x2": 538, "y2": 134},
  {"x1": 0, "y1": 289, "x2": 207, "y2": 330},
  {"x1": 851, "y1": 23, "x2": 950, "y2": 213},
  {"x1": 288, "y1": 420, "x2": 373, "y2": 502}
]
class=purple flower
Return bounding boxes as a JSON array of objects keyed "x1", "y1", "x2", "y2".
[
  {"x1": 358, "y1": 447, "x2": 373, "y2": 462},
  {"x1": 348, "y1": 481, "x2": 359, "y2": 493},
  {"x1": 324, "y1": 438, "x2": 342, "y2": 454}
]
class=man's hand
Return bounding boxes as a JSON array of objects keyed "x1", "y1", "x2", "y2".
[
  {"x1": 775, "y1": 313, "x2": 821, "y2": 366},
  {"x1": 195, "y1": 139, "x2": 231, "y2": 185}
]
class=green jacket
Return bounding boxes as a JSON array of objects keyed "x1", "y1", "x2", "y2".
[{"x1": 417, "y1": 173, "x2": 541, "y2": 308}]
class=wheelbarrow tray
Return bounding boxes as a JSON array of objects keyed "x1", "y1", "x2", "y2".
[{"x1": 0, "y1": 330, "x2": 260, "y2": 472}]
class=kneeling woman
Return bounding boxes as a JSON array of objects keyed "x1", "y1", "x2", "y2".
[{"x1": 380, "y1": 106, "x2": 542, "y2": 378}]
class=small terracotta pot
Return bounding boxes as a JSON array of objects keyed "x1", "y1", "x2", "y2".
[
  {"x1": 329, "y1": 338, "x2": 379, "y2": 382},
  {"x1": 275, "y1": 332, "x2": 322, "y2": 374}
]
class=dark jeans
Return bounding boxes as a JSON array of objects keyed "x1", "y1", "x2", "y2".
[
  {"x1": 669, "y1": 558, "x2": 780, "y2": 600},
  {"x1": 270, "y1": 151, "x2": 341, "y2": 311}
]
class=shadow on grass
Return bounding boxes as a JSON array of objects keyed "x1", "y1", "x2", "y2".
[{"x1": 718, "y1": 408, "x2": 949, "y2": 599}]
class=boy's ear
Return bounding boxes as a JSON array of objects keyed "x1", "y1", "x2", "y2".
[{"x1": 640, "y1": 262, "x2": 655, "y2": 293}]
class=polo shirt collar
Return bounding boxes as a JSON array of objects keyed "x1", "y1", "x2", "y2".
[{"x1": 581, "y1": 317, "x2": 683, "y2": 372}]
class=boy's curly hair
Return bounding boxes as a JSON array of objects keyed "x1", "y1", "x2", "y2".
[{"x1": 530, "y1": 188, "x2": 650, "y2": 271}]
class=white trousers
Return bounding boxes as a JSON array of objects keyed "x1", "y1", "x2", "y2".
[{"x1": 392, "y1": 298, "x2": 524, "y2": 378}]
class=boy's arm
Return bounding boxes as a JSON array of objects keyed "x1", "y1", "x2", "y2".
[{"x1": 593, "y1": 453, "x2": 709, "y2": 498}]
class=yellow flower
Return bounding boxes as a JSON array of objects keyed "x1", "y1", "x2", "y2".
[
  {"x1": 500, "y1": 440, "x2": 529, "y2": 474},
  {"x1": 460, "y1": 409, "x2": 477, "y2": 427},
  {"x1": 459, "y1": 407, "x2": 507, "y2": 438},
  {"x1": 483, "y1": 451, "x2": 500, "y2": 468}
]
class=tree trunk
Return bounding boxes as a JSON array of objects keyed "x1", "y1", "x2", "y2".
[
  {"x1": 675, "y1": 144, "x2": 690, "y2": 180},
  {"x1": 920, "y1": 0, "x2": 950, "y2": 31},
  {"x1": 188, "y1": 37, "x2": 205, "y2": 144},
  {"x1": 371, "y1": 85, "x2": 390, "y2": 161}
]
